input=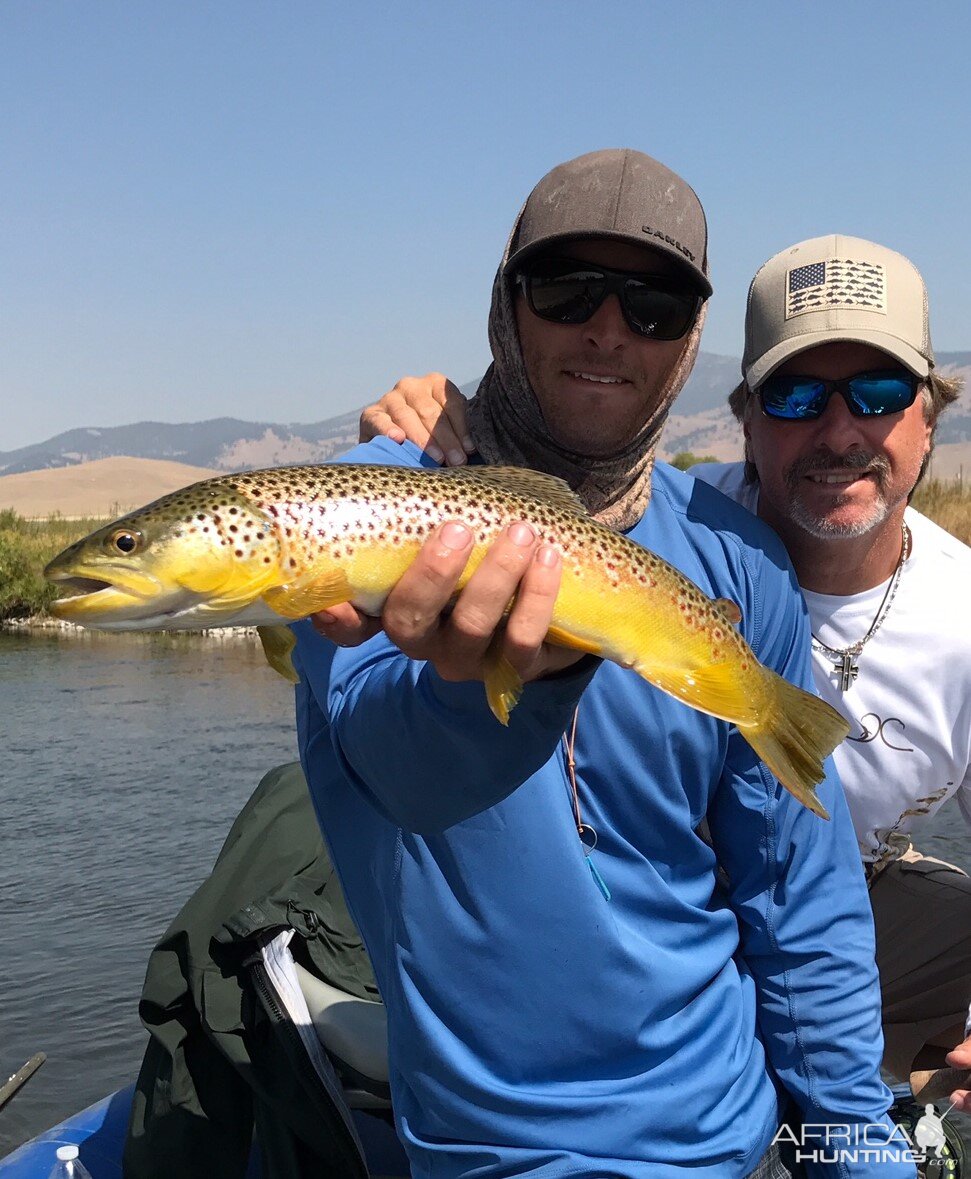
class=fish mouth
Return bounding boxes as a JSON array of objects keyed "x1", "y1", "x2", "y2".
[
  {"x1": 44, "y1": 563, "x2": 178, "y2": 625},
  {"x1": 49, "y1": 575, "x2": 115, "y2": 598}
]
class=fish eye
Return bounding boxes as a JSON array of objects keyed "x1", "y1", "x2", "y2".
[{"x1": 106, "y1": 529, "x2": 142, "y2": 555}]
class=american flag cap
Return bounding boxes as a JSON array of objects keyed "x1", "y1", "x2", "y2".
[{"x1": 742, "y1": 234, "x2": 933, "y2": 390}]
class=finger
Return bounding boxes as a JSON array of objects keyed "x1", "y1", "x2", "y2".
[
  {"x1": 440, "y1": 523, "x2": 538, "y2": 668},
  {"x1": 501, "y1": 543, "x2": 563, "y2": 672},
  {"x1": 360, "y1": 407, "x2": 406, "y2": 446},
  {"x1": 408, "y1": 374, "x2": 468, "y2": 464},
  {"x1": 382, "y1": 521, "x2": 474, "y2": 653},
  {"x1": 377, "y1": 396, "x2": 446, "y2": 463},
  {"x1": 428, "y1": 414, "x2": 468, "y2": 466},
  {"x1": 950, "y1": 1088, "x2": 969, "y2": 1112},
  {"x1": 399, "y1": 375, "x2": 466, "y2": 464},
  {"x1": 442, "y1": 379, "x2": 475, "y2": 455},
  {"x1": 312, "y1": 603, "x2": 382, "y2": 647},
  {"x1": 408, "y1": 373, "x2": 452, "y2": 408},
  {"x1": 945, "y1": 1043, "x2": 971, "y2": 1068}
]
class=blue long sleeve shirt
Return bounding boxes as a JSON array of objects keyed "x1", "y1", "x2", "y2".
[{"x1": 293, "y1": 438, "x2": 913, "y2": 1178}]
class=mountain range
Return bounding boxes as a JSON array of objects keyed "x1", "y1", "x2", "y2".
[{"x1": 4, "y1": 352, "x2": 969, "y2": 477}]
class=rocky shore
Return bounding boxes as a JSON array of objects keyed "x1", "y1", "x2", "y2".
[{"x1": 0, "y1": 615, "x2": 262, "y2": 641}]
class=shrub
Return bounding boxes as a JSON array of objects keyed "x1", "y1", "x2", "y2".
[
  {"x1": 671, "y1": 451, "x2": 719, "y2": 471},
  {"x1": 0, "y1": 513, "x2": 109, "y2": 621}
]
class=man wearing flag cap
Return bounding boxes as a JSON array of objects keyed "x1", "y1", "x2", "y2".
[{"x1": 694, "y1": 235, "x2": 971, "y2": 1113}]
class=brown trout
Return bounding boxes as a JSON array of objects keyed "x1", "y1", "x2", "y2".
[{"x1": 44, "y1": 463, "x2": 848, "y2": 817}]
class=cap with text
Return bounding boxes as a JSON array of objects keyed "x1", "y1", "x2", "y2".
[
  {"x1": 743, "y1": 234, "x2": 934, "y2": 389},
  {"x1": 504, "y1": 148, "x2": 711, "y2": 297}
]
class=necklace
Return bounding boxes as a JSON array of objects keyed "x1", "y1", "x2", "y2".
[
  {"x1": 811, "y1": 523, "x2": 911, "y2": 692},
  {"x1": 562, "y1": 707, "x2": 611, "y2": 901}
]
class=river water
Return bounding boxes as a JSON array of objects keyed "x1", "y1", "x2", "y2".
[
  {"x1": 2, "y1": 630, "x2": 969, "y2": 1158},
  {"x1": 0, "y1": 630, "x2": 296, "y2": 1156}
]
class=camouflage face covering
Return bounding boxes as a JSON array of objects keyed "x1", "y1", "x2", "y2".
[{"x1": 467, "y1": 228, "x2": 707, "y2": 532}]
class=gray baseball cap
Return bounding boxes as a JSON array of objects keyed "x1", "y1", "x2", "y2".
[
  {"x1": 504, "y1": 148, "x2": 712, "y2": 297},
  {"x1": 743, "y1": 234, "x2": 934, "y2": 389}
]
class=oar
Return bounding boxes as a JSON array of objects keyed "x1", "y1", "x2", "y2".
[{"x1": 0, "y1": 1053, "x2": 46, "y2": 1112}]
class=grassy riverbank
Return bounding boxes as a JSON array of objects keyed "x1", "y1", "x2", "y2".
[
  {"x1": 911, "y1": 477, "x2": 971, "y2": 544},
  {"x1": 2, "y1": 477, "x2": 970, "y2": 622},
  {"x1": 0, "y1": 510, "x2": 111, "y2": 621}
]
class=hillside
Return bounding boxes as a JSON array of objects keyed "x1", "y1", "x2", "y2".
[
  {"x1": 2, "y1": 352, "x2": 968, "y2": 479},
  {"x1": 0, "y1": 412, "x2": 362, "y2": 478},
  {"x1": 4, "y1": 442, "x2": 965, "y2": 522},
  {"x1": 0, "y1": 456, "x2": 222, "y2": 519}
]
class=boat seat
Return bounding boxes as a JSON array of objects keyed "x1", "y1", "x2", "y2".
[{"x1": 294, "y1": 962, "x2": 391, "y2": 1104}]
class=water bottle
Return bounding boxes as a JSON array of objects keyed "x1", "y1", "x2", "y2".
[{"x1": 47, "y1": 1144, "x2": 93, "y2": 1179}]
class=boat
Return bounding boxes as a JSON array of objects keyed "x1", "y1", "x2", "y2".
[
  {"x1": 0, "y1": 935, "x2": 411, "y2": 1178},
  {"x1": 0, "y1": 1083, "x2": 408, "y2": 1177}
]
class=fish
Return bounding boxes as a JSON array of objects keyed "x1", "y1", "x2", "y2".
[{"x1": 44, "y1": 462, "x2": 849, "y2": 818}]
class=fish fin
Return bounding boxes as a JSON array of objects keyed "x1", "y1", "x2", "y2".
[
  {"x1": 262, "y1": 568, "x2": 352, "y2": 620},
  {"x1": 483, "y1": 645, "x2": 524, "y2": 725},
  {"x1": 545, "y1": 624, "x2": 604, "y2": 658},
  {"x1": 257, "y1": 625, "x2": 299, "y2": 683},
  {"x1": 741, "y1": 672, "x2": 851, "y2": 820},
  {"x1": 713, "y1": 598, "x2": 742, "y2": 626},
  {"x1": 443, "y1": 466, "x2": 587, "y2": 515},
  {"x1": 646, "y1": 661, "x2": 764, "y2": 728}
]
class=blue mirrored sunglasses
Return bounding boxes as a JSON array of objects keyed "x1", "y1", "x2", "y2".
[{"x1": 757, "y1": 369, "x2": 920, "y2": 421}]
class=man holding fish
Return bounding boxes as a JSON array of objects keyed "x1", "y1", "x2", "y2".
[
  {"x1": 358, "y1": 230, "x2": 971, "y2": 1125},
  {"x1": 45, "y1": 150, "x2": 925, "y2": 1172},
  {"x1": 293, "y1": 151, "x2": 912, "y2": 1175}
]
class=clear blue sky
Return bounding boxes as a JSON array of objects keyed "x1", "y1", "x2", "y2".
[{"x1": 2, "y1": 1, "x2": 969, "y2": 451}]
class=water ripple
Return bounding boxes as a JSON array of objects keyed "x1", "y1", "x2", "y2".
[{"x1": 1, "y1": 632, "x2": 297, "y2": 1155}]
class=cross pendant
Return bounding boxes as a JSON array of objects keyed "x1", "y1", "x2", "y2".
[{"x1": 834, "y1": 652, "x2": 859, "y2": 691}]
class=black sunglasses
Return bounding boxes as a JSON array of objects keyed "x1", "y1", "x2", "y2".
[
  {"x1": 515, "y1": 257, "x2": 703, "y2": 341},
  {"x1": 757, "y1": 369, "x2": 921, "y2": 421}
]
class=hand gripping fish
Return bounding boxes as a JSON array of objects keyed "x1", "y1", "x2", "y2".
[{"x1": 44, "y1": 463, "x2": 848, "y2": 817}]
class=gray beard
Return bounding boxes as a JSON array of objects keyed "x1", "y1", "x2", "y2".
[
  {"x1": 784, "y1": 450, "x2": 892, "y2": 539},
  {"x1": 787, "y1": 491, "x2": 890, "y2": 539}
]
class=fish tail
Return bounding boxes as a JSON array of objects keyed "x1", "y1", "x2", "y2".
[{"x1": 741, "y1": 671, "x2": 850, "y2": 820}]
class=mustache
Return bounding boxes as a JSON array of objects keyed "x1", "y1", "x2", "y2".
[{"x1": 785, "y1": 449, "x2": 891, "y2": 490}]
